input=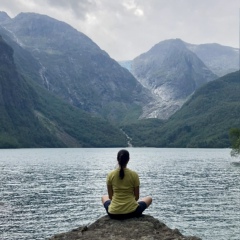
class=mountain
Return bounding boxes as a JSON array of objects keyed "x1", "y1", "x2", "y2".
[
  {"x1": 118, "y1": 60, "x2": 132, "y2": 72},
  {"x1": 185, "y1": 42, "x2": 239, "y2": 77},
  {"x1": 122, "y1": 71, "x2": 240, "y2": 148},
  {"x1": 1, "y1": 11, "x2": 238, "y2": 149},
  {"x1": 130, "y1": 39, "x2": 217, "y2": 119},
  {"x1": 0, "y1": 35, "x2": 128, "y2": 148},
  {"x1": 0, "y1": 11, "x2": 10, "y2": 23},
  {"x1": 119, "y1": 39, "x2": 239, "y2": 119},
  {"x1": 120, "y1": 40, "x2": 239, "y2": 78},
  {"x1": 0, "y1": 12, "x2": 152, "y2": 123}
]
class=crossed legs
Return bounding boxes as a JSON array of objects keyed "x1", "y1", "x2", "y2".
[{"x1": 101, "y1": 195, "x2": 152, "y2": 208}]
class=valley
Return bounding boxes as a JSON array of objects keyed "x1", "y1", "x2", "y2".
[{"x1": 0, "y1": 11, "x2": 239, "y2": 148}]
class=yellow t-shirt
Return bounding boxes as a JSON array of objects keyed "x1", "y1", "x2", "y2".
[{"x1": 106, "y1": 168, "x2": 140, "y2": 214}]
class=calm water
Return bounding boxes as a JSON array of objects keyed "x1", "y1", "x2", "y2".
[{"x1": 0, "y1": 148, "x2": 239, "y2": 240}]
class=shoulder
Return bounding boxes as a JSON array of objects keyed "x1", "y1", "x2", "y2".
[
  {"x1": 126, "y1": 168, "x2": 139, "y2": 177},
  {"x1": 107, "y1": 168, "x2": 119, "y2": 177}
]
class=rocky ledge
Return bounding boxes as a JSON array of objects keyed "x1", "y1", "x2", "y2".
[{"x1": 49, "y1": 215, "x2": 201, "y2": 240}]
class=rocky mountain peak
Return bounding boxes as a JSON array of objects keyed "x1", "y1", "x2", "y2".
[
  {"x1": 8, "y1": 12, "x2": 98, "y2": 52},
  {"x1": 1, "y1": 12, "x2": 152, "y2": 122},
  {"x1": 131, "y1": 38, "x2": 217, "y2": 119},
  {"x1": 0, "y1": 11, "x2": 11, "y2": 23},
  {"x1": 135, "y1": 38, "x2": 186, "y2": 69}
]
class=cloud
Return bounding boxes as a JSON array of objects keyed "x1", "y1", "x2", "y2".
[
  {"x1": 122, "y1": 0, "x2": 144, "y2": 16},
  {"x1": 44, "y1": 0, "x2": 97, "y2": 19},
  {"x1": 0, "y1": 0, "x2": 239, "y2": 60}
]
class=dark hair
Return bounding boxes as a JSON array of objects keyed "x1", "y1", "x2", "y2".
[{"x1": 117, "y1": 149, "x2": 129, "y2": 179}]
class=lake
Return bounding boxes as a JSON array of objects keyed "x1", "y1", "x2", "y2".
[{"x1": 0, "y1": 148, "x2": 239, "y2": 239}]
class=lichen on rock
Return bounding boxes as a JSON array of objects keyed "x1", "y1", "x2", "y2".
[{"x1": 49, "y1": 215, "x2": 201, "y2": 240}]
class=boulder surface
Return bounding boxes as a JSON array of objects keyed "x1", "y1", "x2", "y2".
[{"x1": 49, "y1": 215, "x2": 201, "y2": 240}]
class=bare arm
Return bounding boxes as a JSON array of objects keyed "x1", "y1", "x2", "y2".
[
  {"x1": 107, "y1": 185, "x2": 113, "y2": 200},
  {"x1": 134, "y1": 186, "x2": 139, "y2": 201}
]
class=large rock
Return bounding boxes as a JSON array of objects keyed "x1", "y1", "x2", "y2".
[{"x1": 49, "y1": 215, "x2": 201, "y2": 240}]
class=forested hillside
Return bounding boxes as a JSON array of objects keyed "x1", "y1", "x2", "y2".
[
  {"x1": 122, "y1": 71, "x2": 240, "y2": 148},
  {"x1": 0, "y1": 11, "x2": 239, "y2": 149},
  {"x1": 0, "y1": 36, "x2": 127, "y2": 148},
  {"x1": 0, "y1": 12, "x2": 151, "y2": 123}
]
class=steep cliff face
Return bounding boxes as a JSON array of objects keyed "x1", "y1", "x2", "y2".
[
  {"x1": 122, "y1": 70, "x2": 240, "y2": 148},
  {"x1": 133, "y1": 39, "x2": 217, "y2": 97},
  {"x1": 131, "y1": 39, "x2": 217, "y2": 119},
  {"x1": 0, "y1": 35, "x2": 128, "y2": 148},
  {"x1": 1, "y1": 12, "x2": 152, "y2": 122},
  {"x1": 120, "y1": 39, "x2": 238, "y2": 119},
  {"x1": 0, "y1": 11, "x2": 10, "y2": 23},
  {"x1": 49, "y1": 215, "x2": 201, "y2": 240},
  {"x1": 0, "y1": 35, "x2": 55, "y2": 147},
  {"x1": 0, "y1": 35, "x2": 35, "y2": 118},
  {"x1": 2, "y1": 11, "x2": 236, "y2": 122}
]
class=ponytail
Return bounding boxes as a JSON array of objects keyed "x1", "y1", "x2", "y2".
[
  {"x1": 119, "y1": 165, "x2": 124, "y2": 180},
  {"x1": 117, "y1": 149, "x2": 129, "y2": 179}
]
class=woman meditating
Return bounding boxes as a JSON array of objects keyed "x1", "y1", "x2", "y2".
[{"x1": 102, "y1": 149, "x2": 152, "y2": 219}]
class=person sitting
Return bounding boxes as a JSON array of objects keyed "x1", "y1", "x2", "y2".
[{"x1": 102, "y1": 149, "x2": 152, "y2": 219}]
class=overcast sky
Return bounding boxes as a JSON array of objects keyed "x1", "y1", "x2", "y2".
[{"x1": 1, "y1": 0, "x2": 240, "y2": 60}]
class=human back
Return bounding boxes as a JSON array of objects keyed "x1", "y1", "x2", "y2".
[
  {"x1": 107, "y1": 167, "x2": 139, "y2": 214},
  {"x1": 102, "y1": 149, "x2": 152, "y2": 219}
]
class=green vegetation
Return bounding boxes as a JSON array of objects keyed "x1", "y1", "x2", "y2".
[
  {"x1": 1, "y1": 23, "x2": 240, "y2": 149},
  {"x1": 229, "y1": 128, "x2": 240, "y2": 157},
  {"x1": 0, "y1": 73, "x2": 128, "y2": 148},
  {"x1": 1, "y1": 14, "x2": 145, "y2": 124},
  {"x1": 122, "y1": 71, "x2": 240, "y2": 148},
  {"x1": 121, "y1": 118, "x2": 164, "y2": 146},
  {"x1": 31, "y1": 79, "x2": 128, "y2": 147},
  {"x1": 0, "y1": 37, "x2": 127, "y2": 148}
]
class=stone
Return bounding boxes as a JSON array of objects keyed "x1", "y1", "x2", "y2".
[{"x1": 49, "y1": 215, "x2": 201, "y2": 240}]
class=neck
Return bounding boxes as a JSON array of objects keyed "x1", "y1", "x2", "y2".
[{"x1": 119, "y1": 165, "x2": 127, "y2": 168}]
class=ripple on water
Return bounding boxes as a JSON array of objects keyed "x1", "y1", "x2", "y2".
[{"x1": 0, "y1": 148, "x2": 240, "y2": 240}]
